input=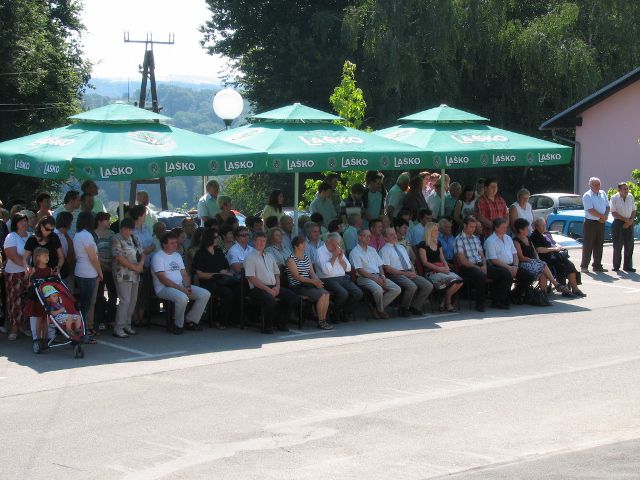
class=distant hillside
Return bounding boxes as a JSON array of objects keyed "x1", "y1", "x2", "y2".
[{"x1": 88, "y1": 77, "x2": 222, "y2": 99}]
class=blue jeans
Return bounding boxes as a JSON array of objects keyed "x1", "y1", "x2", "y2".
[{"x1": 75, "y1": 276, "x2": 97, "y2": 323}]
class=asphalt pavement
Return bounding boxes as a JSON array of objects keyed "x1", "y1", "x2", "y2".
[{"x1": 1, "y1": 244, "x2": 639, "y2": 479}]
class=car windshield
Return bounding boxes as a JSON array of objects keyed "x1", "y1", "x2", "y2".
[{"x1": 558, "y1": 196, "x2": 583, "y2": 209}]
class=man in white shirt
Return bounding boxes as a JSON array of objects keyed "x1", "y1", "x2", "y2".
[
  {"x1": 315, "y1": 232, "x2": 363, "y2": 322},
  {"x1": 581, "y1": 177, "x2": 610, "y2": 272},
  {"x1": 227, "y1": 226, "x2": 254, "y2": 274},
  {"x1": 151, "y1": 231, "x2": 210, "y2": 334},
  {"x1": 349, "y1": 228, "x2": 401, "y2": 319},
  {"x1": 379, "y1": 228, "x2": 432, "y2": 316},
  {"x1": 245, "y1": 232, "x2": 298, "y2": 333},
  {"x1": 484, "y1": 217, "x2": 535, "y2": 300},
  {"x1": 197, "y1": 179, "x2": 220, "y2": 226},
  {"x1": 610, "y1": 181, "x2": 636, "y2": 272}
]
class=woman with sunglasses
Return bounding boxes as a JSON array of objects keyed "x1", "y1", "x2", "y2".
[
  {"x1": 23, "y1": 215, "x2": 64, "y2": 276},
  {"x1": 192, "y1": 228, "x2": 239, "y2": 329}
]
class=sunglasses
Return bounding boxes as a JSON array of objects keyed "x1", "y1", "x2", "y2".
[{"x1": 44, "y1": 227, "x2": 55, "y2": 232}]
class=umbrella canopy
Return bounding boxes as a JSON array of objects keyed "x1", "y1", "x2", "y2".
[
  {"x1": 375, "y1": 105, "x2": 572, "y2": 169},
  {"x1": 212, "y1": 103, "x2": 429, "y2": 173},
  {"x1": 0, "y1": 104, "x2": 265, "y2": 180}
]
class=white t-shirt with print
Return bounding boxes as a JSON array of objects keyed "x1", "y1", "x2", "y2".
[{"x1": 151, "y1": 250, "x2": 185, "y2": 294}]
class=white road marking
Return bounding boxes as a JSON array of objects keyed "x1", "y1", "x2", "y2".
[
  {"x1": 96, "y1": 339, "x2": 186, "y2": 361},
  {"x1": 581, "y1": 280, "x2": 640, "y2": 293}
]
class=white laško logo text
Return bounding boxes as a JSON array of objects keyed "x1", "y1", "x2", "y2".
[
  {"x1": 538, "y1": 153, "x2": 562, "y2": 162},
  {"x1": 393, "y1": 157, "x2": 421, "y2": 168},
  {"x1": 14, "y1": 159, "x2": 31, "y2": 171},
  {"x1": 492, "y1": 154, "x2": 517, "y2": 164},
  {"x1": 298, "y1": 135, "x2": 364, "y2": 147},
  {"x1": 43, "y1": 164, "x2": 60, "y2": 174},
  {"x1": 100, "y1": 166, "x2": 134, "y2": 178},
  {"x1": 341, "y1": 157, "x2": 368, "y2": 168},
  {"x1": 451, "y1": 134, "x2": 509, "y2": 144},
  {"x1": 287, "y1": 159, "x2": 315, "y2": 170},
  {"x1": 30, "y1": 136, "x2": 76, "y2": 147},
  {"x1": 165, "y1": 161, "x2": 196, "y2": 173},
  {"x1": 224, "y1": 160, "x2": 254, "y2": 172},
  {"x1": 445, "y1": 155, "x2": 470, "y2": 166}
]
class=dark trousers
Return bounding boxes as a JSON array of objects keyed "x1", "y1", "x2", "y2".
[
  {"x1": 459, "y1": 264, "x2": 513, "y2": 306},
  {"x1": 201, "y1": 281, "x2": 240, "y2": 326},
  {"x1": 581, "y1": 219, "x2": 605, "y2": 269},
  {"x1": 95, "y1": 271, "x2": 117, "y2": 325},
  {"x1": 248, "y1": 286, "x2": 299, "y2": 330},
  {"x1": 611, "y1": 219, "x2": 634, "y2": 270},
  {"x1": 322, "y1": 275, "x2": 363, "y2": 314}
]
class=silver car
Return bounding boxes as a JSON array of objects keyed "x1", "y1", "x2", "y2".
[{"x1": 528, "y1": 193, "x2": 583, "y2": 220}]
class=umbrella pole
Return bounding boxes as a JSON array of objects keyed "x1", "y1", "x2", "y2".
[
  {"x1": 293, "y1": 172, "x2": 300, "y2": 237},
  {"x1": 440, "y1": 168, "x2": 446, "y2": 218},
  {"x1": 118, "y1": 181, "x2": 125, "y2": 221}
]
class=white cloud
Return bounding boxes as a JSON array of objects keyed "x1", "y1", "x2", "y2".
[{"x1": 81, "y1": 0, "x2": 230, "y2": 82}]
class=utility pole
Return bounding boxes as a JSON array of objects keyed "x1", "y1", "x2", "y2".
[{"x1": 124, "y1": 32, "x2": 175, "y2": 209}]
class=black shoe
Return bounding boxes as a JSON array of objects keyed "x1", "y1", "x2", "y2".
[
  {"x1": 612, "y1": 267, "x2": 620, "y2": 272},
  {"x1": 172, "y1": 326, "x2": 183, "y2": 335},
  {"x1": 409, "y1": 307, "x2": 423, "y2": 316},
  {"x1": 184, "y1": 322, "x2": 203, "y2": 331},
  {"x1": 573, "y1": 290, "x2": 586, "y2": 298},
  {"x1": 593, "y1": 267, "x2": 608, "y2": 272},
  {"x1": 491, "y1": 301, "x2": 510, "y2": 310},
  {"x1": 624, "y1": 267, "x2": 636, "y2": 272},
  {"x1": 476, "y1": 304, "x2": 486, "y2": 312},
  {"x1": 399, "y1": 307, "x2": 410, "y2": 317}
]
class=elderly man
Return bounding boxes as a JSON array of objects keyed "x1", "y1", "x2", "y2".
[
  {"x1": 380, "y1": 228, "x2": 432, "y2": 316},
  {"x1": 310, "y1": 182, "x2": 338, "y2": 226},
  {"x1": 476, "y1": 177, "x2": 508, "y2": 239},
  {"x1": 245, "y1": 231, "x2": 299, "y2": 333},
  {"x1": 315, "y1": 232, "x2": 363, "y2": 322},
  {"x1": 279, "y1": 215, "x2": 294, "y2": 246},
  {"x1": 151, "y1": 231, "x2": 210, "y2": 334},
  {"x1": 484, "y1": 217, "x2": 535, "y2": 301},
  {"x1": 304, "y1": 221, "x2": 324, "y2": 265},
  {"x1": 581, "y1": 177, "x2": 610, "y2": 272},
  {"x1": 438, "y1": 218, "x2": 456, "y2": 263},
  {"x1": 136, "y1": 190, "x2": 158, "y2": 231},
  {"x1": 198, "y1": 179, "x2": 220, "y2": 225},
  {"x1": 227, "y1": 226, "x2": 254, "y2": 274},
  {"x1": 385, "y1": 173, "x2": 410, "y2": 218},
  {"x1": 349, "y1": 228, "x2": 401, "y2": 319},
  {"x1": 455, "y1": 216, "x2": 513, "y2": 311},
  {"x1": 610, "y1": 181, "x2": 635, "y2": 272}
]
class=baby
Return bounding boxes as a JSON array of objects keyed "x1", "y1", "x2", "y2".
[{"x1": 42, "y1": 285, "x2": 82, "y2": 336}]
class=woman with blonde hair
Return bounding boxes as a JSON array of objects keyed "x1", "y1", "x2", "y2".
[
  {"x1": 509, "y1": 188, "x2": 534, "y2": 234},
  {"x1": 417, "y1": 222, "x2": 463, "y2": 312}
]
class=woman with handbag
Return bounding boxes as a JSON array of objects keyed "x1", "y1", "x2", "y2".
[
  {"x1": 418, "y1": 222, "x2": 463, "y2": 312},
  {"x1": 530, "y1": 218, "x2": 584, "y2": 297},
  {"x1": 192, "y1": 228, "x2": 239, "y2": 329},
  {"x1": 111, "y1": 218, "x2": 145, "y2": 338}
]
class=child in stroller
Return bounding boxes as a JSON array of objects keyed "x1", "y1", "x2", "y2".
[{"x1": 42, "y1": 285, "x2": 83, "y2": 338}]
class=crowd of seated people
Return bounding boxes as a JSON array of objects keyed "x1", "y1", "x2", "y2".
[{"x1": 0, "y1": 173, "x2": 586, "y2": 343}]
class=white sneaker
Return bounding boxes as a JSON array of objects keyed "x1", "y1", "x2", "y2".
[{"x1": 123, "y1": 328, "x2": 137, "y2": 335}]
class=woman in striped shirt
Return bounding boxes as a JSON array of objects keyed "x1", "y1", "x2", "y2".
[{"x1": 286, "y1": 235, "x2": 333, "y2": 330}]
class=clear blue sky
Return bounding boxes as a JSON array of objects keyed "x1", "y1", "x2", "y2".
[{"x1": 82, "y1": 0, "x2": 229, "y2": 82}]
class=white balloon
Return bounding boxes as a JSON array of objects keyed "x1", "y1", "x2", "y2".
[{"x1": 212, "y1": 88, "x2": 244, "y2": 121}]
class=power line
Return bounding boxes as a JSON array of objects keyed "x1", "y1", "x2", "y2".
[
  {"x1": 0, "y1": 103, "x2": 69, "y2": 106},
  {"x1": 0, "y1": 106, "x2": 70, "y2": 112}
]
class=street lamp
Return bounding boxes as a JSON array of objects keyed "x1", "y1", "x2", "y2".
[
  {"x1": 213, "y1": 88, "x2": 244, "y2": 129},
  {"x1": 206, "y1": 88, "x2": 244, "y2": 194}
]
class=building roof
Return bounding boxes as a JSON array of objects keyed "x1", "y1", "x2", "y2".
[{"x1": 539, "y1": 66, "x2": 640, "y2": 130}]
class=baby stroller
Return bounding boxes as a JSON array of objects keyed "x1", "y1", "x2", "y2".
[{"x1": 28, "y1": 276, "x2": 86, "y2": 359}]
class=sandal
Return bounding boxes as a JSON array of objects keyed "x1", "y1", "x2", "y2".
[
  {"x1": 184, "y1": 322, "x2": 203, "y2": 331},
  {"x1": 318, "y1": 321, "x2": 334, "y2": 330},
  {"x1": 82, "y1": 335, "x2": 97, "y2": 344},
  {"x1": 87, "y1": 329, "x2": 100, "y2": 337}
]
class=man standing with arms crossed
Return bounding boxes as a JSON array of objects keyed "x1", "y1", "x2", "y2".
[
  {"x1": 581, "y1": 177, "x2": 610, "y2": 273},
  {"x1": 610, "y1": 181, "x2": 636, "y2": 272}
]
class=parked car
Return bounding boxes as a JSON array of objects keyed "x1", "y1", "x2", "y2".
[
  {"x1": 529, "y1": 193, "x2": 583, "y2": 220},
  {"x1": 546, "y1": 210, "x2": 614, "y2": 243},
  {"x1": 156, "y1": 210, "x2": 192, "y2": 229}
]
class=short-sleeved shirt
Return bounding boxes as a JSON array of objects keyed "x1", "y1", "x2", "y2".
[
  {"x1": 227, "y1": 242, "x2": 254, "y2": 267},
  {"x1": 438, "y1": 233, "x2": 455, "y2": 261},
  {"x1": 112, "y1": 233, "x2": 143, "y2": 282},
  {"x1": 265, "y1": 244, "x2": 292, "y2": 266},
  {"x1": 379, "y1": 242, "x2": 413, "y2": 271},
  {"x1": 609, "y1": 192, "x2": 635, "y2": 219},
  {"x1": 73, "y1": 230, "x2": 98, "y2": 278},
  {"x1": 244, "y1": 250, "x2": 279, "y2": 288},
  {"x1": 484, "y1": 233, "x2": 517, "y2": 265},
  {"x1": 409, "y1": 223, "x2": 426, "y2": 247},
  {"x1": 315, "y1": 244, "x2": 351, "y2": 278},
  {"x1": 343, "y1": 226, "x2": 359, "y2": 254},
  {"x1": 25, "y1": 234, "x2": 62, "y2": 269},
  {"x1": 349, "y1": 244, "x2": 384, "y2": 276},
  {"x1": 310, "y1": 196, "x2": 338, "y2": 225},
  {"x1": 582, "y1": 189, "x2": 609, "y2": 220},
  {"x1": 454, "y1": 233, "x2": 483, "y2": 265},
  {"x1": 364, "y1": 190, "x2": 383, "y2": 221},
  {"x1": 3, "y1": 231, "x2": 29, "y2": 273},
  {"x1": 476, "y1": 194, "x2": 508, "y2": 237},
  {"x1": 133, "y1": 225, "x2": 154, "y2": 268},
  {"x1": 192, "y1": 248, "x2": 230, "y2": 288},
  {"x1": 385, "y1": 184, "x2": 407, "y2": 217},
  {"x1": 151, "y1": 250, "x2": 185, "y2": 293},
  {"x1": 304, "y1": 239, "x2": 324, "y2": 265},
  {"x1": 197, "y1": 193, "x2": 220, "y2": 221},
  {"x1": 53, "y1": 206, "x2": 80, "y2": 237},
  {"x1": 96, "y1": 229, "x2": 115, "y2": 271}
]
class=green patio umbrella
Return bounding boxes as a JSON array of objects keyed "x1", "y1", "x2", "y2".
[
  {"x1": 212, "y1": 103, "x2": 428, "y2": 230},
  {"x1": 375, "y1": 104, "x2": 573, "y2": 215},
  {"x1": 0, "y1": 103, "x2": 265, "y2": 181}
]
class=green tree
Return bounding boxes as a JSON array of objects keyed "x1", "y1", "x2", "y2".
[{"x1": 0, "y1": 0, "x2": 91, "y2": 203}]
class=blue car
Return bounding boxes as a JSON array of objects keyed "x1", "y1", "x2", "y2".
[{"x1": 546, "y1": 210, "x2": 614, "y2": 243}]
